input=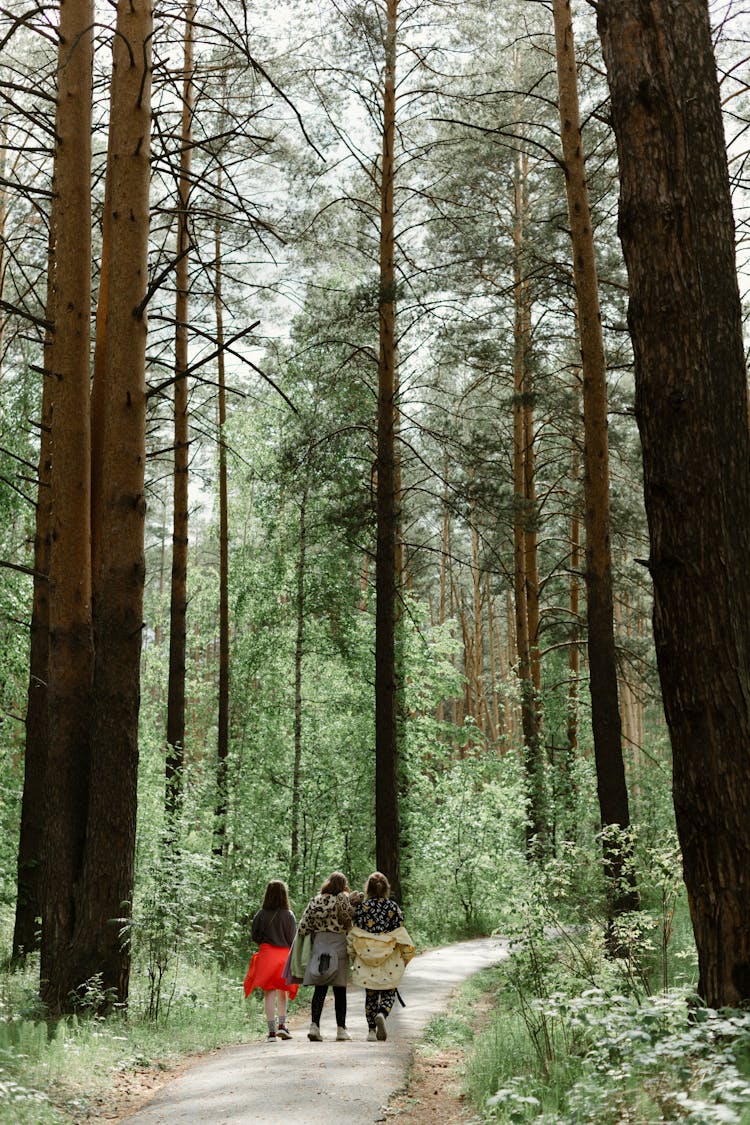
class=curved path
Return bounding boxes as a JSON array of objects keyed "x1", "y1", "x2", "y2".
[{"x1": 122, "y1": 937, "x2": 508, "y2": 1124}]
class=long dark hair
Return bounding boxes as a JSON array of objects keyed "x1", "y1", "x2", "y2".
[
  {"x1": 262, "y1": 879, "x2": 291, "y2": 910},
  {"x1": 320, "y1": 871, "x2": 349, "y2": 896}
]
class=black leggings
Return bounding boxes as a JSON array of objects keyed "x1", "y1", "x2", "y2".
[{"x1": 311, "y1": 984, "x2": 347, "y2": 1027}]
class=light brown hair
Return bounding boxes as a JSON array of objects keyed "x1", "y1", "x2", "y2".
[
  {"x1": 320, "y1": 871, "x2": 350, "y2": 896},
  {"x1": 365, "y1": 871, "x2": 390, "y2": 900}
]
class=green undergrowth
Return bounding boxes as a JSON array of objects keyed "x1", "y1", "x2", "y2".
[
  {"x1": 413, "y1": 896, "x2": 750, "y2": 1124},
  {"x1": 459, "y1": 924, "x2": 750, "y2": 1124},
  {"x1": 0, "y1": 954, "x2": 303, "y2": 1124}
]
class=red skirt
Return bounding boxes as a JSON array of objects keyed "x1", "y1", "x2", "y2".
[{"x1": 244, "y1": 944, "x2": 299, "y2": 999}]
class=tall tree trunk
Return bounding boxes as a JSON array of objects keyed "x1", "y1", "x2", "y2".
[
  {"x1": 486, "y1": 579, "x2": 501, "y2": 745},
  {"x1": 214, "y1": 154, "x2": 230, "y2": 859},
  {"x1": 375, "y1": 0, "x2": 401, "y2": 901},
  {"x1": 567, "y1": 428, "x2": 581, "y2": 754},
  {"x1": 0, "y1": 119, "x2": 7, "y2": 365},
  {"x1": 166, "y1": 0, "x2": 195, "y2": 835},
  {"x1": 78, "y1": 0, "x2": 152, "y2": 1008},
  {"x1": 512, "y1": 111, "x2": 544, "y2": 850},
  {"x1": 598, "y1": 0, "x2": 750, "y2": 1005},
  {"x1": 435, "y1": 470, "x2": 451, "y2": 726},
  {"x1": 553, "y1": 0, "x2": 637, "y2": 917},
  {"x1": 291, "y1": 487, "x2": 308, "y2": 884},
  {"x1": 470, "y1": 506, "x2": 485, "y2": 730},
  {"x1": 13, "y1": 232, "x2": 55, "y2": 961},
  {"x1": 522, "y1": 309, "x2": 541, "y2": 700},
  {"x1": 38, "y1": 0, "x2": 95, "y2": 1013}
]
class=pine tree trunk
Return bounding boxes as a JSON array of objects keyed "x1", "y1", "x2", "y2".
[
  {"x1": 375, "y1": 0, "x2": 401, "y2": 901},
  {"x1": 39, "y1": 0, "x2": 95, "y2": 1014},
  {"x1": 291, "y1": 488, "x2": 308, "y2": 884},
  {"x1": 553, "y1": 0, "x2": 637, "y2": 916},
  {"x1": 522, "y1": 327, "x2": 541, "y2": 699},
  {"x1": 567, "y1": 427, "x2": 581, "y2": 754},
  {"x1": 78, "y1": 0, "x2": 152, "y2": 1008},
  {"x1": 486, "y1": 580, "x2": 502, "y2": 745},
  {"x1": 512, "y1": 109, "x2": 544, "y2": 850},
  {"x1": 166, "y1": 0, "x2": 195, "y2": 835},
  {"x1": 13, "y1": 232, "x2": 55, "y2": 961},
  {"x1": 470, "y1": 509, "x2": 486, "y2": 732},
  {"x1": 598, "y1": 0, "x2": 750, "y2": 1005},
  {"x1": 214, "y1": 158, "x2": 230, "y2": 859}
]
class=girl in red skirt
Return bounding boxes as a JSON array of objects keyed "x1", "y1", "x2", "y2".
[{"x1": 244, "y1": 880, "x2": 298, "y2": 1040}]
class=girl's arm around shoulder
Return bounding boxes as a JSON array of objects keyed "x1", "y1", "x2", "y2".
[
  {"x1": 335, "y1": 891, "x2": 358, "y2": 928},
  {"x1": 297, "y1": 897, "x2": 316, "y2": 936}
]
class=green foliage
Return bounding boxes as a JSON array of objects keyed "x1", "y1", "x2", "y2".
[
  {"x1": 458, "y1": 862, "x2": 744, "y2": 1125},
  {"x1": 475, "y1": 989, "x2": 750, "y2": 1125},
  {"x1": 0, "y1": 944, "x2": 283, "y2": 1123},
  {"x1": 406, "y1": 754, "x2": 529, "y2": 943}
]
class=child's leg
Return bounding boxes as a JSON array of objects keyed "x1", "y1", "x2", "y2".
[
  {"x1": 364, "y1": 989, "x2": 378, "y2": 1029},
  {"x1": 277, "y1": 990, "x2": 288, "y2": 1024},
  {"x1": 264, "y1": 990, "x2": 276, "y2": 1033},
  {"x1": 377, "y1": 988, "x2": 397, "y2": 1019},
  {"x1": 311, "y1": 984, "x2": 328, "y2": 1026},
  {"x1": 332, "y1": 985, "x2": 347, "y2": 1027}
]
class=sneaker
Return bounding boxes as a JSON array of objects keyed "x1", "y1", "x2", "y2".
[
  {"x1": 267, "y1": 1031, "x2": 278, "y2": 1041},
  {"x1": 308, "y1": 1022, "x2": 322, "y2": 1042},
  {"x1": 277, "y1": 1024, "x2": 292, "y2": 1040},
  {"x1": 367, "y1": 1028, "x2": 377, "y2": 1042},
  {"x1": 375, "y1": 1013, "x2": 387, "y2": 1041},
  {"x1": 336, "y1": 1026, "x2": 351, "y2": 1041}
]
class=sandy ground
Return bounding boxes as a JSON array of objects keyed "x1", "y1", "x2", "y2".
[{"x1": 119, "y1": 937, "x2": 507, "y2": 1124}]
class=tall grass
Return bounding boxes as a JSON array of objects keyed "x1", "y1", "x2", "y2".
[{"x1": 0, "y1": 949, "x2": 299, "y2": 1123}]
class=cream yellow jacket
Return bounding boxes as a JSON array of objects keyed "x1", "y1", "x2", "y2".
[{"x1": 347, "y1": 925, "x2": 415, "y2": 990}]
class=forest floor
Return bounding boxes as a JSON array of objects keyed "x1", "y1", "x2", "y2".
[{"x1": 103, "y1": 938, "x2": 507, "y2": 1124}]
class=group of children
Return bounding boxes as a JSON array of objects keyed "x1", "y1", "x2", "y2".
[{"x1": 243, "y1": 870, "x2": 414, "y2": 1042}]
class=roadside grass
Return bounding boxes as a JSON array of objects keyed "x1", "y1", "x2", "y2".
[
  {"x1": 418, "y1": 937, "x2": 750, "y2": 1125},
  {"x1": 0, "y1": 954, "x2": 302, "y2": 1123}
]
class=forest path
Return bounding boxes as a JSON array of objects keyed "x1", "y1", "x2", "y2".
[{"x1": 121, "y1": 936, "x2": 508, "y2": 1124}]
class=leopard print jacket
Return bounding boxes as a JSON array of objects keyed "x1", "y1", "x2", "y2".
[{"x1": 297, "y1": 892, "x2": 356, "y2": 936}]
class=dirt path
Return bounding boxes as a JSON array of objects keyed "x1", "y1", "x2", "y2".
[{"x1": 121, "y1": 937, "x2": 507, "y2": 1124}]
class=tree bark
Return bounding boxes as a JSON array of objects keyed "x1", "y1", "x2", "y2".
[
  {"x1": 567, "y1": 425, "x2": 581, "y2": 755},
  {"x1": 553, "y1": 0, "x2": 637, "y2": 916},
  {"x1": 13, "y1": 230, "x2": 55, "y2": 961},
  {"x1": 214, "y1": 148, "x2": 230, "y2": 858},
  {"x1": 512, "y1": 114, "x2": 544, "y2": 851},
  {"x1": 291, "y1": 487, "x2": 308, "y2": 884},
  {"x1": 166, "y1": 0, "x2": 196, "y2": 835},
  {"x1": 598, "y1": 0, "x2": 750, "y2": 1005},
  {"x1": 39, "y1": 0, "x2": 95, "y2": 1013},
  {"x1": 78, "y1": 0, "x2": 152, "y2": 1008},
  {"x1": 375, "y1": 0, "x2": 402, "y2": 901}
]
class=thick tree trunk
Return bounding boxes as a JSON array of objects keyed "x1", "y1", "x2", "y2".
[
  {"x1": 78, "y1": 0, "x2": 152, "y2": 1008},
  {"x1": 39, "y1": 0, "x2": 95, "y2": 1013},
  {"x1": 553, "y1": 0, "x2": 637, "y2": 916},
  {"x1": 375, "y1": 0, "x2": 401, "y2": 901},
  {"x1": 166, "y1": 0, "x2": 195, "y2": 834},
  {"x1": 598, "y1": 0, "x2": 750, "y2": 1005}
]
